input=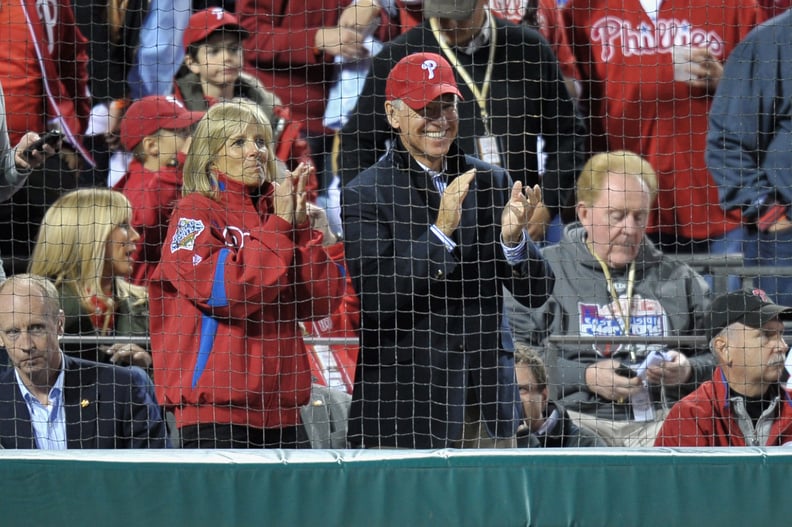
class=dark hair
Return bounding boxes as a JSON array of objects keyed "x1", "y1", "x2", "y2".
[{"x1": 514, "y1": 343, "x2": 547, "y2": 391}]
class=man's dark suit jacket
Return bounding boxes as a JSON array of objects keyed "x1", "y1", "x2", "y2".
[
  {"x1": 342, "y1": 141, "x2": 555, "y2": 448},
  {"x1": 0, "y1": 355, "x2": 168, "y2": 448}
]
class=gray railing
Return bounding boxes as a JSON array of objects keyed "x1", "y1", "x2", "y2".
[
  {"x1": 545, "y1": 335, "x2": 708, "y2": 347},
  {"x1": 59, "y1": 336, "x2": 359, "y2": 346}
]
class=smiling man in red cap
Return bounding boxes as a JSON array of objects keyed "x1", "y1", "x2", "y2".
[
  {"x1": 342, "y1": 52, "x2": 554, "y2": 449},
  {"x1": 339, "y1": 0, "x2": 585, "y2": 245},
  {"x1": 656, "y1": 289, "x2": 792, "y2": 447},
  {"x1": 114, "y1": 95, "x2": 203, "y2": 285}
]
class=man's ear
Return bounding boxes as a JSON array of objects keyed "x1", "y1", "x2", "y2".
[
  {"x1": 384, "y1": 101, "x2": 400, "y2": 130},
  {"x1": 711, "y1": 333, "x2": 729, "y2": 364},
  {"x1": 576, "y1": 201, "x2": 588, "y2": 224},
  {"x1": 57, "y1": 309, "x2": 65, "y2": 337}
]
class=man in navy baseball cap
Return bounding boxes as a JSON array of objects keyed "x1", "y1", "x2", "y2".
[
  {"x1": 656, "y1": 289, "x2": 792, "y2": 447},
  {"x1": 705, "y1": 289, "x2": 792, "y2": 342}
]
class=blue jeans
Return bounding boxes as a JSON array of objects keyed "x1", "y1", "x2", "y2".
[{"x1": 754, "y1": 226, "x2": 792, "y2": 307}]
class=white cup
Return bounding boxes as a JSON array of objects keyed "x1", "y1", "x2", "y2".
[{"x1": 672, "y1": 45, "x2": 695, "y2": 83}]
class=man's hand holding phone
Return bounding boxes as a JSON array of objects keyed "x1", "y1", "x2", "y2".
[{"x1": 14, "y1": 130, "x2": 62, "y2": 170}]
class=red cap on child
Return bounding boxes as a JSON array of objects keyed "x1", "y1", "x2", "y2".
[
  {"x1": 120, "y1": 96, "x2": 204, "y2": 151},
  {"x1": 183, "y1": 8, "x2": 249, "y2": 49},
  {"x1": 385, "y1": 52, "x2": 463, "y2": 111}
]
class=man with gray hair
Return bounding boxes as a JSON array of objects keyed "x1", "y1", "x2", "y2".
[
  {"x1": 343, "y1": 52, "x2": 553, "y2": 449},
  {"x1": 656, "y1": 289, "x2": 792, "y2": 447}
]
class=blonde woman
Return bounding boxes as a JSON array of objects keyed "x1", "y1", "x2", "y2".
[
  {"x1": 29, "y1": 188, "x2": 151, "y2": 368},
  {"x1": 150, "y1": 101, "x2": 344, "y2": 448}
]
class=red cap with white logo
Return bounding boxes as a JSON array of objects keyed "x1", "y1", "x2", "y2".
[
  {"x1": 183, "y1": 8, "x2": 249, "y2": 49},
  {"x1": 385, "y1": 52, "x2": 463, "y2": 111}
]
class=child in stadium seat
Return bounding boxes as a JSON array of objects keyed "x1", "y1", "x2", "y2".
[
  {"x1": 175, "y1": 8, "x2": 280, "y2": 127},
  {"x1": 174, "y1": 7, "x2": 317, "y2": 196},
  {"x1": 113, "y1": 96, "x2": 204, "y2": 286}
]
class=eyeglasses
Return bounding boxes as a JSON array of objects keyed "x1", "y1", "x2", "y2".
[
  {"x1": 407, "y1": 101, "x2": 459, "y2": 122},
  {"x1": 0, "y1": 326, "x2": 50, "y2": 341}
]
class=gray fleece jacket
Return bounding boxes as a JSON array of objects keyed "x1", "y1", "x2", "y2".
[{"x1": 507, "y1": 223, "x2": 714, "y2": 420}]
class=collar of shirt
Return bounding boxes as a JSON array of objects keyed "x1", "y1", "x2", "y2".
[
  {"x1": 455, "y1": 8, "x2": 492, "y2": 56},
  {"x1": 15, "y1": 353, "x2": 67, "y2": 449},
  {"x1": 15, "y1": 352, "x2": 65, "y2": 405},
  {"x1": 415, "y1": 158, "x2": 448, "y2": 193},
  {"x1": 534, "y1": 407, "x2": 560, "y2": 438}
]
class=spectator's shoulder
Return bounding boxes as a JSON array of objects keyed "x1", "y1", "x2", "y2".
[
  {"x1": 0, "y1": 366, "x2": 15, "y2": 384},
  {"x1": 66, "y1": 356, "x2": 136, "y2": 385},
  {"x1": 171, "y1": 192, "x2": 215, "y2": 215},
  {"x1": 497, "y1": 16, "x2": 544, "y2": 45},
  {"x1": 465, "y1": 155, "x2": 510, "y2": 188},
  {"x1": 346, "y1": 154, "x2": 396, "y2": 190}
]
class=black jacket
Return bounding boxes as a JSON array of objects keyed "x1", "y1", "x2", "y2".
[
  {"x1": 342, "y1": 140, "x2": 554, "y2": 448},
  {"x1": 516, "y1": 401, "x2": 608, "y2": 448},
  {"x1": 73, "y1": 0, "x2": 148, "y2": 102}
]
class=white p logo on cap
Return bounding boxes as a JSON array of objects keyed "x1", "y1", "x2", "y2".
[{"x1": 421, "y1": 59, "x2": 438, "y2": 80}]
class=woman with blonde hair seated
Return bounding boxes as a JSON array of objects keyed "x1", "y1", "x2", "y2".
[{"x1": 29, "y1": 188, "x2": 151, "y2": 369}]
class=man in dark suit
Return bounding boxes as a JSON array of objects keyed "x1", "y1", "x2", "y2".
[
  {"x1": 342, "y1": 52, "x2": 554, "y2": 449},
  {"x1": 0, "y1": 274, "x2": 168, "y2": 449}
]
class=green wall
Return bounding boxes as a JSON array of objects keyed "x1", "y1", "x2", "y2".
[{"x1": 1, "y1": 448, "x2": 788, "y2": 526}]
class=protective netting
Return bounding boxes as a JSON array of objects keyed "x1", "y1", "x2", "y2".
[{"x1": 0, "y1": 0, "x2": 790, "y2": 450}]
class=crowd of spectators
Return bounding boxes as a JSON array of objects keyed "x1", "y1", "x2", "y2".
[{"x1": 0, "y1": 0, "x2": 789, "y2": 450}]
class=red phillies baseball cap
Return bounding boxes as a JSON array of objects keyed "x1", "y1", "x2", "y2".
[
  {"x1": 386, "y1": 52, "x2": 463, "y2": 111},
  {"x1": 120, "y1": 96, "x2": 204, "y2": 151},
  {"x1": 183, "y1": 7, "x2": 249, "y2": 49}
]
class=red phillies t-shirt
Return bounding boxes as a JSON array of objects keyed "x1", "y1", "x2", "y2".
[{"x1": 0, "y1": 2, "x2": 45, "y2": 144}]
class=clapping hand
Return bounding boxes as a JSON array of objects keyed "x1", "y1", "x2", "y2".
[
  {"x1": 274, "y1": 162, "x2": 312, "y2": 226},
  {"x1": 501, "y1": 181, "x2": 541, "y2": 246},
  {"x1": 435, "y1": 168, "x2": 476, "y2": 237},
  {"x1": 307, "y1": 202, "x2": 338, "y2": 246}
]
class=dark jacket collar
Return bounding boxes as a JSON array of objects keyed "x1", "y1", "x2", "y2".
[{"x1": 388, "y1": 137, "x2": 470, "y2": 178}]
